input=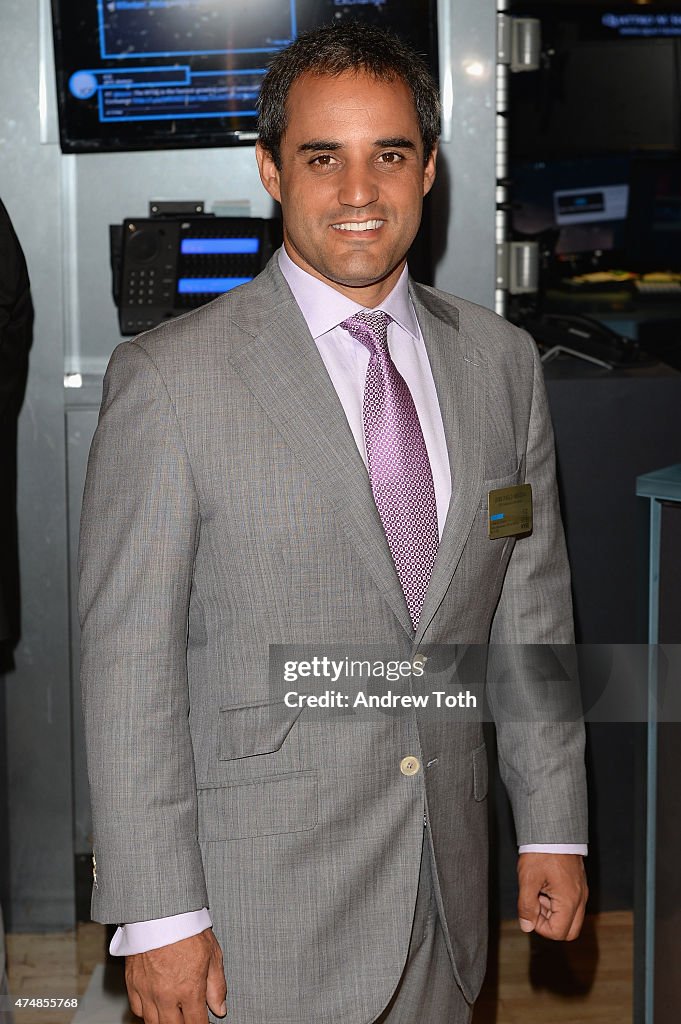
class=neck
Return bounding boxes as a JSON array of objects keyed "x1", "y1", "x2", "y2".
[{"x1": 282, "y1": 241, "x2": 405, "y2": 307}]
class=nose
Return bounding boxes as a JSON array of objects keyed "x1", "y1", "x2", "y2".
[{"x1": 337, "y1": 161, "x2": 379, "y2": 209}]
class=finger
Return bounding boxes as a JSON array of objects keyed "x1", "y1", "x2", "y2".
[
  {"x1": 205, "y1": 944, "x2": 227, "y2": 1018},
  {"x1": 538, "y1": 879, "x2": 587, "y2": 939},
  {"x1": 138, "y1": 997, "x2": 161, "y2": 1024},
  {"x1": 517, "y1": 883, "x2": 542, "y2": 933},
  {"x1": 161, "y1": 998, "x2": 200, "y2": 1024},
  {"x1": 565, "y1": 896, "x2": 587, "y2": 942},
  {"x1": 538, "y1": 893, "x2": 552, "y2": 913},
  {"x1": 533, "y1": 895, "x2": 580, "y2": 941},
  {"x1": 146, "y1": 986, "x2": 208, "y2": 1024},
  {"x1": 533, "y1": 895, "x2": 577, "y2": 941},
  {"x1": 534, "y1": 913, "x2": 567, "y2": 940},
  {"x1": 156, "y1": 1003, "x2": 184, "y2": 1024},
  {"x1": 174, "y1": 996, "x2": 210, "y2": 1024},
  {"x1": 127, "y1": 990, "x2": 144, "y2": 1019},
  {"x1": 125, "y1": 972, "x2": 145, "y2": 1019}
]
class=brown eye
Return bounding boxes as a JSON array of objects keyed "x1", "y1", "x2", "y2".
[{"x1": 378, "y1": 152, "x2": 403, "y2": 165}]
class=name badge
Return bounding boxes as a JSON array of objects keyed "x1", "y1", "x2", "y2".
[{"x1": 488, "y1": 483, "x2": 533, "y2": 539}]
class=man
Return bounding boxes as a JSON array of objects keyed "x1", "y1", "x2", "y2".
[
  {"x1": 0, "y1": 198, "x2": 32, "y2": 673},
  {"x1": 0, "y1": 198, "x2": 32, "y2": 1024},
  {"x1": 79, "y1": 23, "x2": 587, "y2": 1024}
]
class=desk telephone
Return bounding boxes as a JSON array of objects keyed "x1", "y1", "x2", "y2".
[
  {"x1": 111, "y1": 209, "x2": 282, "y2": 335},
  {"x1": 523, "y1": 313, "x2": 652, "y2": 369}
]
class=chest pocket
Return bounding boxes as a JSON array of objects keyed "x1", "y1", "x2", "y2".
[{"x1": 480, "y1": 457, "x2": 525, "y2": 514}]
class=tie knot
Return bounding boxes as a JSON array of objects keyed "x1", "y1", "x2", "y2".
[{"x1": 341, "y1": 310, "x2": 391, "y2": 354}]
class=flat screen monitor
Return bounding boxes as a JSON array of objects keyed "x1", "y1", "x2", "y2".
[
  {"x1": 509, "y1": 5, "x2": 681, "y2": 157},
  {"x1": 512, "y1": 157, "x2": 631, "y2": 257},
  {"x1": 51, "y1": 0, "x2": 438, "y2": 153},
  {"x1": 512, "y1": 154, "x2": 681, "y2": 272}
]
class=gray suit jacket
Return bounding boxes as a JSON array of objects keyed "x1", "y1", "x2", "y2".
[{"x1": 79, "y1": 255, "x2": 587, "y2": 1023}]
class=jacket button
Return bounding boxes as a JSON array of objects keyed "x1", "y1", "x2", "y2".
[
  {"x1": 400, "y1": 756, "x2": 421, "y2": 776},
  {"x1": 412, "y1": 654, "x2": 427, "y2": 670}
]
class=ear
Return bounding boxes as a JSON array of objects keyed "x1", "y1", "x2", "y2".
[
  {"x1": 422, "y1": 143, "x2": 438, "y2": 197},
  {"x1": 256, "y1": 141, "x2": 282, "y2": 204}
]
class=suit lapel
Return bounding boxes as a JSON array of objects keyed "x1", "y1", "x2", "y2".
[
  {"x1": 227, "y1": 259, "x2": 414, "y2": 635},
  {"x1": 409, "y1": 283, "x2": 487, "y2": 642}
]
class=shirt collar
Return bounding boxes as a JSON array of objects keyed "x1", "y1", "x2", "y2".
[{"x1": 278, "y1": 246, "x2": 420, "y2": 341}]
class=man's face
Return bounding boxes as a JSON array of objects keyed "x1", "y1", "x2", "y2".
[{"x1": 256, "y1": 70, "x2": 437, "y2": 306}]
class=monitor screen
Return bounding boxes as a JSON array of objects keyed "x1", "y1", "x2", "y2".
[
  {"x1": 509, "y1": 5, "x2": 681, "y2": 158},
  {"x1": 512, "y1": 154, "x2": 681, "y2": 272},
  {"x1": 51, "y1": 0, "x2": 438, "y2": 153},
  {"x1": 512, "y1": 157, "x2": 631, "y2": 257},
  {"x1": 553, "y1": 185, "x2": 629, "y2": 228}
]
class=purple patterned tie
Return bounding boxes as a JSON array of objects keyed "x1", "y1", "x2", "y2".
[{"x1": 341, "y1": 310, "x2": 438, "y2": 630}]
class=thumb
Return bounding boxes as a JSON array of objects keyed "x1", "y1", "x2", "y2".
[
  {"x1": 517, "y1": 891, "x2": 540, "y2": 933},
  {"x1": 205, "y1": 939, "x2": 227, "y2": 1018}
]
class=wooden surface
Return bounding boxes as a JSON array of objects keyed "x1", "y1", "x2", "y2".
[
  {"x1": 475, "y1": 911, "x2": 633, "y2": 1024},
  {"x1": 7, "y1": 911, "x2": 633, "y2": 1024},
  {"x1": 6, "y1": 923, "x2": 106, "y2": 1024}
]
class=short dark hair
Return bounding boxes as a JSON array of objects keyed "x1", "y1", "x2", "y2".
[{"x1": 257, "y1": 22, "x2": 441, "y2": 169}]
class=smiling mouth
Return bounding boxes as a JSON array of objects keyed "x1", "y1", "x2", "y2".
[{"x1": 331, "y1": 220, "x2": 385, "y2": 233}]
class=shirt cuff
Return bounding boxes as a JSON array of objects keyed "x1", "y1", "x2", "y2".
[
  {"x1": 109, "y1": 908, "x2": 213, "y2": 955},
  {"x1": 518, "y1": 844, "x2": 588, "y2": 855}
]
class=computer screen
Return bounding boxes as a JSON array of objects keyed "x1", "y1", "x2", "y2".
[
  {"x1": 512, "y1": 154, "x2": 681, "y2": 273},
  {"x1": 51, "y1": 0, "x2": 438, "y2": 153},
  {"x1": 511, "y1": 157, "x2": 631, "y2": 257},
  {"x1": 509, "y1": 4, "x2": 681, "y2": 158}
]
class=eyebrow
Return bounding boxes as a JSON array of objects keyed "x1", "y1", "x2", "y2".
[
  {"x1": 374, "y1": 137, "x2": 417, "y2": 151},
  {"x1": 296, "y1": 137, "x2": 418, "y2": 154},
  {"x1": 297, "y1": 140, "x2": 343, "y2": 153}
]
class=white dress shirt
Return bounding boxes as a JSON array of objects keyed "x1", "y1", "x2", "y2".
[{"x1": 110, "y1": 249, "x2": 585, "y2": 956}]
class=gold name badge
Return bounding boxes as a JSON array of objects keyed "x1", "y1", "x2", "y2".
[{"x1": 488, "y1": 483, "x2": 533, "y2": 539}]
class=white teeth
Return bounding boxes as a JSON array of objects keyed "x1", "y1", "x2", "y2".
[{"x1": 332, "y1": 220, "x2": 383, "y2": 232}]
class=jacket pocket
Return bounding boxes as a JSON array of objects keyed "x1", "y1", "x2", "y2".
[
  {"x1": 472, "y1": 742, "x2": 488, "y2": 801},
  {"x1": 218, "y1": 699, "x2": 303, "y2": 761},
  {"x1": 197, "y1": 771, "x2": 318, "y2": 841}
]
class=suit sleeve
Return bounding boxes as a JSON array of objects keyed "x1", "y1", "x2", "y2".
[
  {"x1": 79, "y1": 339, "x2": 208, "y2": 924},
  {"x1": 486, "y1": 334, "x2": 588, "y2": 847}
]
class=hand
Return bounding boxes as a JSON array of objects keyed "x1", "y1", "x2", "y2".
[
  {"x1": 125, "y1": 927, "x2": 227, "y2": 1023},
  {"x1": 517, "y1": 853, "x2": 588, "y2": 941}
]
